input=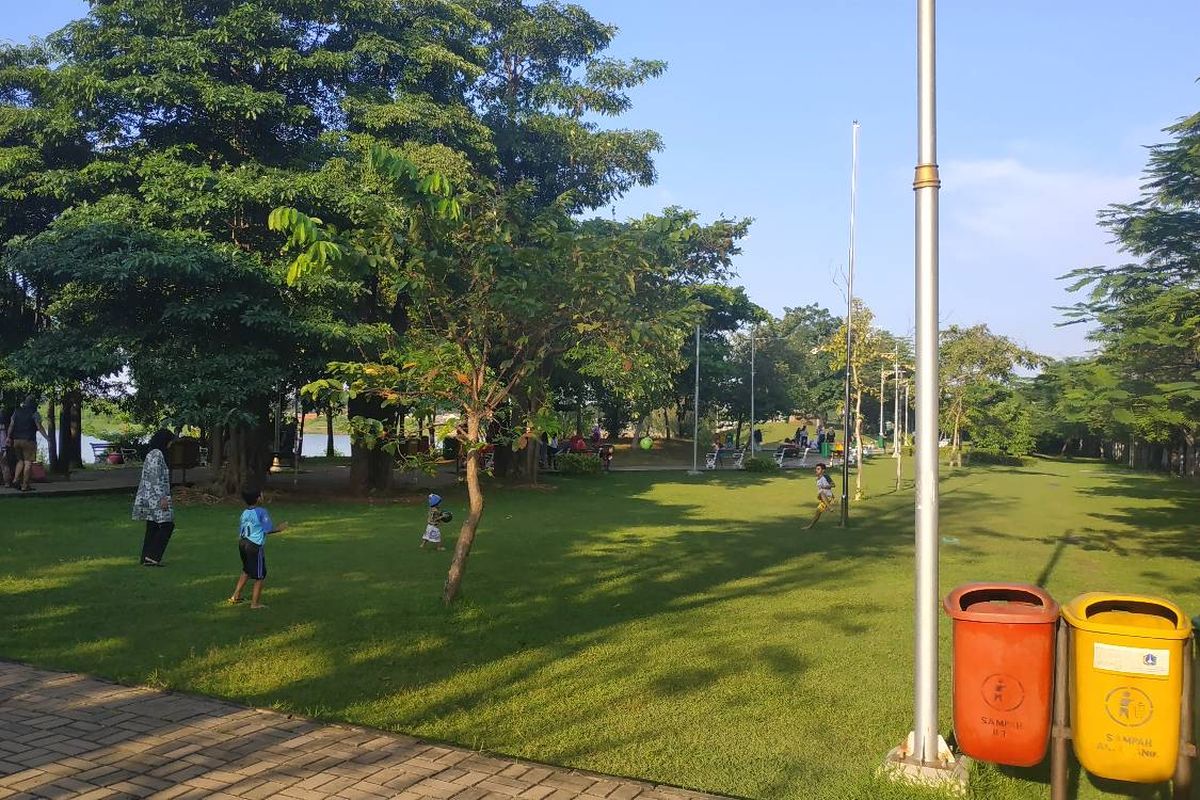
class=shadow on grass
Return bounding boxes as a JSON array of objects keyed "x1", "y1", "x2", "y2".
[{"x1": 0, "y1": 466, "x2": 1126, "y2": 798}]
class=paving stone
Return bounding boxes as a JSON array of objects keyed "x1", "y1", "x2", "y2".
[{"x1": 0, "y1": 662, "x2": 727, "y2": 800}]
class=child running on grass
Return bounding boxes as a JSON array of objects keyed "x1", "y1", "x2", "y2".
[
  {"x1": 805, "y1": 463, "x2": 836, "y2": 530},
  {"x1": 229, "y1": 488, "x2": 287, "y2": 609},
  {"x1": 421, "y1": 493, "x2": 452, "y2": 550}
]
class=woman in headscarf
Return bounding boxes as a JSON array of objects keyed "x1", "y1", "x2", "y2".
[{"x1": 133, "y1": 429, "x2": 176, "y2": 566}]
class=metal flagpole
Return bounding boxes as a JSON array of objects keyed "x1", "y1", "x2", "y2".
[
  {"x1": 690, "y1": 324, "x2": 701, "y2": 474},
  {"x1": 750, "y1": 326, "x2": 756, "y2": 456},
  {"x1": 884, "y1": 0, "x2": 963, "y2": 787},
  {"x1": 840, "y1": 121, "x2": 859, "y2": 528},
  {"x1": 912, "y1": 0, "x2": 942, "y2": 766}
]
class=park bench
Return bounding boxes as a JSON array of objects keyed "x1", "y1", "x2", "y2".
[
  {"x1": 706, "y1": 447, "x2": 746, "y2": 469},
  {"x1": 774, "y1": 445, "x2": 814, "y2": 468},
  {"x1": 89, "y1": 442, "x2": 115, "y2": 464}
]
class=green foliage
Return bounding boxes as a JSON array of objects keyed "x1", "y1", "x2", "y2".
[
  {"x1": 5, "y1": 222, "x2": 326, "y2": 430},
  {"x1": 1057, "y1": 106, "x2": 1200, "y2": 461},
  {"x1": 741, "y1": 456, "x2": 779, "y2": 472},
  {"x1": 939, "y1": 324, "x2": 1041, "y2": 466},
  {"x1": 556, "y1": 452, "x2": 602, "y2": 475},
  {"x1": 472, "y1": 1, "x2": 666, "y2": 210},
  {"x1": 968, "y1": 390, "x2": 1037, "y2": 456}
]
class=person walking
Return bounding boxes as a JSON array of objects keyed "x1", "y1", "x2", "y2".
[
  {"x1": 7, "y1": 396, "x2": 47, "y2": 492},
  {"x1": 133, "y1": 429, "x2": 177, "y2": 566}
]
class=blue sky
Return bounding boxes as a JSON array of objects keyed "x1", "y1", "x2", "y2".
[{"x1": 5, "y1": 2, "x2": 1199, "y2": 358}]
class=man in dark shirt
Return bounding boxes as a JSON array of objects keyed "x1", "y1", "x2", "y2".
[{"x1": 7, "y1": 396, "x2": 47, "y2": 492}]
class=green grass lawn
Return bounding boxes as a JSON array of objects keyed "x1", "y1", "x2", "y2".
[{"x1": 1, "y1": 458, "x2": 1197, "y2": 799}]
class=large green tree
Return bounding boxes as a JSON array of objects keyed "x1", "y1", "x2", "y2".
[
  {"x1": 6, "y1": 220, "x2": 334, "y2": 491},
  {"x1": 939, "y1": 324, "x2": 1040, "y2": 467},
  {"x1": 273, "y1": 147, "x2": 719, "y2": 603},
  {"x1": 0, "y1": 0, "x2": 487, "y2": 489},
  {"x1": 1063, "y1": 106, "x2": 1200, "y2": 473}
]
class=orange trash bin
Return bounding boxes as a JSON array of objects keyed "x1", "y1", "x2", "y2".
[{"x1": 943, "y1": 583, "x2": 1059, "y2": 766}]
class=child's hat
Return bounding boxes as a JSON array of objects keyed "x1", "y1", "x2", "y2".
[{"x1": 428, "y1": 493, "x2": 442, "y2": 507}]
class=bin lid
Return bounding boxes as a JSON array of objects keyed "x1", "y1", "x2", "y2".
[
  {"x1": 943, "y1": 582, "x2": 1059, "y2": 624},
  {"x1": 1062, "y1": 592, "x2": 1192, "y2": 640}
]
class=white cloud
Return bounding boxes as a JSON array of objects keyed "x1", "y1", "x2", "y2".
[{"x1": 939, "y1": 157, "x2": 1141, "y2": 358}]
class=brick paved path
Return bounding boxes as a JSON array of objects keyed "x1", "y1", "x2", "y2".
[{"x1": 0, "y1": 662, "x2": 726, "y2": 800}]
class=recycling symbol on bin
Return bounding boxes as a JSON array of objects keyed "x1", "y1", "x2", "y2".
[
  {"x1": 981, "y1": 673, "x2": 1025, "y2": 712},
  {"x1": 1105, "y1": 686, "x2": 1154, "y2": 728}
]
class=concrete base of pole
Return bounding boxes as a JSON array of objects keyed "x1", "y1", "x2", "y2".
[
  {"x1": 881, "y1": 733, "x2": 969, "y2": 795},
  {"x1": 686, "y1": 470, "x2": 702, "y2": 476}
]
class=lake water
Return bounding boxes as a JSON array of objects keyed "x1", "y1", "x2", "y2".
[{"x1": 79, "y1": 433, "x2": 354, "y2": 461}]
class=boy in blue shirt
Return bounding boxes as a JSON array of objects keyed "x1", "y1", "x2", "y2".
[{"x1": 229, "y1": 488, "x2": 287, "y2": 609}]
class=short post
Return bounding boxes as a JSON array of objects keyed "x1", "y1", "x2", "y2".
[
  {"x1": 1173, "y1": 632, "x2": 1194, "y2": 800},
  {"x1": 1050, "y1": 617, "x2": 1071, "y2": 800}
]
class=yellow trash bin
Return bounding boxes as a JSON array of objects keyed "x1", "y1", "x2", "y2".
[{"x1": 1062, "y1": 592, "x2": 1192, "y2": 783}]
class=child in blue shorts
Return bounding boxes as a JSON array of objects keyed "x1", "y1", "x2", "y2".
[{"x1": 229, "y1": 488, "x2": 287, "y2": 609}]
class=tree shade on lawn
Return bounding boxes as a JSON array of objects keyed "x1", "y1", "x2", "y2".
[{"x1": 1, "y1": 458, "x2": 1196, "y2": 800}]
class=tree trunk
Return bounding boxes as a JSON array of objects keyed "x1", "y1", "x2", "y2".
[
  {"x1": 676, "y1": 400, "x2": 688, "y2": 439},
  {"x1": 348, "y1": 395, "x2": 395, "y2": 494},
  {"x1": 218, "y1": 421, "x2": 270, "y2": 495},
  {"x1": 734, "y1": 418, "x2": 743, "y2": 450},
  {"x1": 950, "y1": 408, "x2": 963, "y2": 468},
  {"x1": 525, "y1": 392, "x2": 541, "y2": 486},
  {"x1": 663, "y1": 409, "x2": 671, "y2": 440},
  {"x1": 210, "y1": 423, "x2": 225, "y2": 489},
  {"x1": 854, "y1": 389, "x2": 864, "y2": 500},
  {"x1": 896, "y1": 430, "x2": 903, "y2": 491},
  {"x1": 494, "y1": 409, "x2": 514, "y2": 478},
  {"x1": 325, "y1": 408, "x2": 335, "y2": 457},
  {"x1": 443, "y1": 412, "x2": 485, "y2": 605},
  {"x1": 46, "y1": 395, "x2": 59, "y2": 472},
  {"x1": 58, "y1": 389, "x2": 82, "y2": 470}
]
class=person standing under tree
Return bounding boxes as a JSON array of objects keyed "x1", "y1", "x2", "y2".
[
  {"x1": 7, "y1": 396, "x2": 47, "y2": 492},
  {"x1": 133, "y1": 429, "x2": 176, "y2": 565}
]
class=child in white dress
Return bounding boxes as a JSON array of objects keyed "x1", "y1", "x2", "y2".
[{"x1": 421, "y1": 493, "x2": 451, "y2": 550}]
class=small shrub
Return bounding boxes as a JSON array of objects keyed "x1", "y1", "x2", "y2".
[
  {"x1": 557, "y1": 453, "x2": 602, "y2": 475},
  {"x1": 964, "y1": 449, "x2": 1029, "y2": 467},
  {"x1": 742, "y1": 456, "x2": 780, "y2": 472}
]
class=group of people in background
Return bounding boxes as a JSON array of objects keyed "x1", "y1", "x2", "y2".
[
  {"x1": 1, "y1": 396, "x2": 48, "y2": 493},
  {"x1": 789, "y1": 423, "x2": 835, "y2": 453}
]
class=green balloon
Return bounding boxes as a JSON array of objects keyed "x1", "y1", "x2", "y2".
[{"x1": 639, "y1": 436, "x2": 653, "y2": 450}]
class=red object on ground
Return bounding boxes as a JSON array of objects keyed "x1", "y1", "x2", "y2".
[
  {"x1": 107, "y1": 453, "x2": 123, "y2": 465},
  {"x1": 943, "y1": 582, "x2": 1059, "y2": 767},
  {"x1": 30, "y1": 462, "x2": 48, "y2": 482}
]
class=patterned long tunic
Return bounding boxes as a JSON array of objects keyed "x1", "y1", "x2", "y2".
[{"x1": 132, "y1": 449, "x2": 173, "y2": 523}]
